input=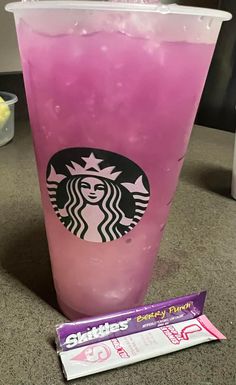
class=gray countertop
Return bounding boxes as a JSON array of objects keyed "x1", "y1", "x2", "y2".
[{"x1": 0, "y1": 122, "x2": 235, "y2": 385}]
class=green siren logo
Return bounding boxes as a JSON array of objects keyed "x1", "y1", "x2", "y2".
[{"x1": 47, "y1": 148, "x2": 150, "y2": 242}]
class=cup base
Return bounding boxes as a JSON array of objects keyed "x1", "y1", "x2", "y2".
[{"x1": 57, "y1": 298, "x2": 89, "y2": 320}]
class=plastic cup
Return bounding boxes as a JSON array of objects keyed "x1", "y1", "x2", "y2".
[
  {"x1": 0, "y1": 91, "x2": 18, "y2": 147},
  {"x1": 6, "y1": 1, "x2": 231, "y2": 319}
]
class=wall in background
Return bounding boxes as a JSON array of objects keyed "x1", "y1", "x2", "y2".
[
  {"x1": 178, "y1": 0, "x2": 219, "y2": 7},
  {"x1": 179, "y1": 0, "x2": 236, "y2": 132},
  {"x1": 198, "y1": 0, "x2": 236, "y2": 132},
  {"x1": 0, "y1": 0, "x2": 21, "y2": 73}
]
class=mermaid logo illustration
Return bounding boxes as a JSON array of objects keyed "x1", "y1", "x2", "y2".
[{"x1": 47, "y1": 148, "x2": 150, "y2": 243}]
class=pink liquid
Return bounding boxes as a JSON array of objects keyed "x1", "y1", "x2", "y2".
[{"x1": 17, "y1": 19, "x2": 215, "y2": 319}]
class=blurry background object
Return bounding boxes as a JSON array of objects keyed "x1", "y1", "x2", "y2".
[{"x1": 0, "y1": 91, "x2": 18, "y2": 146}]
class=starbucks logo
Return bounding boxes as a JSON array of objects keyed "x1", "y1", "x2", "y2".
[{"x1": 47, "y1": 148, "x2": 150, "y2": 243}]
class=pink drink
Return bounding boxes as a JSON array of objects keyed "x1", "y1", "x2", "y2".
[{"x1": 7, "y1": 3, "x2": 230, "y2": 319}]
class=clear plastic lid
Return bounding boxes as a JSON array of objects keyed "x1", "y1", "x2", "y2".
[
  {"x1": 5, "y1": 1, "x2": 232, "y2": 21},
  {"x1": 0, "y1": 92, "x2": 18, "y2": 106}
]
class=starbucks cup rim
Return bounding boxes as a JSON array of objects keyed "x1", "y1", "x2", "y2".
[{"x1": 5, "y1": 1, "x2": 232, "y2": 21}]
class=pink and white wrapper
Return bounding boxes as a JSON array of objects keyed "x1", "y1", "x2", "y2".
[{"x1": 59, "y1": 315, "x2": 226, "y2": 380}]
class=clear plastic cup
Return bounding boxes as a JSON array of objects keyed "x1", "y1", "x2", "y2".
[
  {"x1": 6, "y1": 1, "x2": 231, "y2": 319},
  {"x1": 0, "y1": 91, "x2": 18, "y2": 147}
]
